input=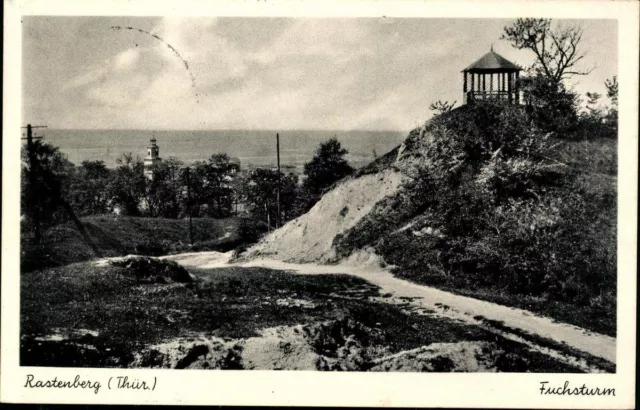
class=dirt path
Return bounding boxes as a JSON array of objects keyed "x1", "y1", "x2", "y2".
[{"x1": 162, "y1": 250, "x2": 616, "y2": 366}]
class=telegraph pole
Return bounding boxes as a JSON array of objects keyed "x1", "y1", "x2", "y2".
[
  {"x1": 266, "y1": 200, "x2": 271, "y2": 232},
  {"x1": 185, "y1": 166, "x2": 194, "y2": 245},
  {"x1": 21, "y1": 124, "x2": 46, "y2": 243},
  {"x1": 276, "y1": 132, "x2": 281, "y2": 228}
]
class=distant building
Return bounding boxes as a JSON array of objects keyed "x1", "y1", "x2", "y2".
[
  {"x1": 143, "y1": 137, "x2": 162, "y2": 179},
  {"x1": 228, "y1": 157, "x2": 241, "y2": 174},
  {"x1": 462, "y1": 47, "x2": 522, "y2": 104}
]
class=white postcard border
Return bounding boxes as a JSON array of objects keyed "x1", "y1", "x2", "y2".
[{"x1": 2, "y1": 0, "x2": 638, "y2": 408}]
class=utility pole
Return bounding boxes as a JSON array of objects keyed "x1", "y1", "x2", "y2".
[
  {"x1": 21, "y1": 124, "x2": 46, "y2": 243},
  {"x1": 266, "y1": 201, "x2": 271, "y2": 233},
  {"x1": 185, "y1": 166, "x2": 194, "y2": 245},
  {"x1": 21, "y1": 124, "x2": 101, "y2": 256},
  {"x1": 276, "y1": 132, "x2": 281, "y2": 228}
]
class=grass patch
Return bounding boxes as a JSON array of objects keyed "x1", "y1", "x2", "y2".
[
  {"x1": 441, "y1": 286, "x2": 615, "y2": 337},
  {"x1": 20, "y1": 215, "x2": 251, "y2": 272},
  {"x1": 475, "y1": 316, "x2": 615, "y2": 373}
]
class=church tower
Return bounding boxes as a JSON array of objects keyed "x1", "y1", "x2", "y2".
[{"x1": 144, "y1": 136, "x2": 162, "y2": 179}]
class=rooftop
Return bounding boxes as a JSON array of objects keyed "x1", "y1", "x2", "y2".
[{"x1": 463, "y1": 50, "x2": 521, "y2": 72}]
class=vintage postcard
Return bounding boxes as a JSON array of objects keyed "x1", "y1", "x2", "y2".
[{"x1": 2, "y1": 0, "x2": 638, "y2": 407}]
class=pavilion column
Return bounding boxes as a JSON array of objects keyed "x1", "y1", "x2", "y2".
[
  {"x1": 463, "y1": 72, "x2": 467, "y2": 104},
  {"x1": 515, "y1": 71, "x2": 520, "y2": 104},
  {"x1": 490, "y1": 73, "x2": 493, "y2": 94},
  {"x1": 470, "y1": 73, "x2": 475, "y2": 101},
  {"x1": 482, "y1": 74, "x2": 486, "y2": 96}
]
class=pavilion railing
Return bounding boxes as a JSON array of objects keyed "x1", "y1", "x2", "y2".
[{"x1": 465, "y1": 91, "x2": 519, "y2": 104}]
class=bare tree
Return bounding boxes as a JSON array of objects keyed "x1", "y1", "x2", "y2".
[{"x1": 502, "y1": 18, "x2": 593, "y2": 83}]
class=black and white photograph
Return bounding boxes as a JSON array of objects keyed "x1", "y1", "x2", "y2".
[{"x1": 2, "y1": 0, "x2": 638, "y2": 407}]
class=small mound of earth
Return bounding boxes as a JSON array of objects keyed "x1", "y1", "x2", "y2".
[
  {"x1": 110, "y1": 256, "x2": 193, "y2": 284},
  {"x1": 132, "y1": 319, "x2": 384, "y2": 371},
  {"x1": 128, "y1": 319, "x2": 529, "y2": 372},
  {"x1": 131, "y1": 328, "x2": 314, "y2": 370},
  {"x1": 370, "y1": 342, "x2": 493, "y2": 372},
  {"x1": 30, "y1": 328, "x2": 99, "y2": 342}
]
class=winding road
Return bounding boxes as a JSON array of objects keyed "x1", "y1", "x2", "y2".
[{"x1": 159, "y1": 250, "x2": 617, "y2": 371}]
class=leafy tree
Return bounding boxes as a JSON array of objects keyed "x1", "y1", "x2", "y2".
[
  {"x1": 605, "y1": 76, "x2": 618, "y2": 107},
  {"x1": 241, "y1": 168, "x2": 299, "y2": 228},
  {"x1": 21, "y1": 140, "x2": 75, "y2": 229},
  {"x1": 303, "y1": 138, "x2": 354, "y2": 198},
  {"x1": 68, "y1": 160, "x2": 112, "y2": 216},
  {"x1": 586, "y1": 91, "x2": 601, "y2": 106},
  {"x1": 108, "y1": 153, "x2": 146, "y2": 216},
  {"x1": 582, "y1": 92, "x2": 604, "y2": 121},
  {"x1": 575, "y1": 78, "x2": 618, "y2": 139},
  {"x1": 518, "y1": 73, "x2": 580, "y2": 135},
  {"x1": 604, "y1": 76, "x2": 618, "y2": 126},
  {"x1": 180, "y1": 161, "x2": 208, "y2": 217},
  {"x1": 21, "y1": 140, "x2": 101, "y2": 255},
  {"x1": 205, "y1": 153, "x2": 235, "y2": 217},
  {"x1": 145, "y1": 157, "x2": 183, "y2": 218},
  {"x1": 178, "y1": 154, "x2": 236, "y2": 218}
]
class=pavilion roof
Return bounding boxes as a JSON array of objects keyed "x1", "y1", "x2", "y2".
[{"x1": 462, "y1": 50, "x2": 521, "y2": 72}]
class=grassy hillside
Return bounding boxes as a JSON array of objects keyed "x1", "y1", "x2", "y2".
[
  {"x1": 251, "y1": 101, "x2": 617, "y2": 337},
  {"x1": 20, "y1": 215, "x2": 257, "y2": 272},
  {"x1": 333, "y1": 104, "x2": 616, "y2": 336}
]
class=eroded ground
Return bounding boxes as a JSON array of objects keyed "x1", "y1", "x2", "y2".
[{"x1": 21, "y1": 257, "x2": 605, "y2": 372}]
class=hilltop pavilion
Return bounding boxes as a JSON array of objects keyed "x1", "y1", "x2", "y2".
[{"x1": 462, "y1": 47, "x2": 522, "y2": 104}]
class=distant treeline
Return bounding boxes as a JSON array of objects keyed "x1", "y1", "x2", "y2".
[{"x1": 21, "y1": 137, "x2": 355, "y2": 237}]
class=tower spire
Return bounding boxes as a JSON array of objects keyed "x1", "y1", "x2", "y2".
[{"x1": 491, "y1": 44, "x2": 494, "y2": 52}]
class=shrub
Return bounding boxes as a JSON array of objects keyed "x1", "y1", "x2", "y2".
[
  {"x1": 111, "y1": 256, "x2": 193, "y2": 284},
  {"x1": 134, "y1": 241, "x2": 167, "y2": 256},
  {"x1": 238, "y1": 217, "x2": 268, "y2": 243}
]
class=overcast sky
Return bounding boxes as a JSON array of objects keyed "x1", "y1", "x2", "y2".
[{"x1": 22, "y1": 17, "x2": 617, "y2": 131}]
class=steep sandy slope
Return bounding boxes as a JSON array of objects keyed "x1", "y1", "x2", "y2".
[{"x1": 246, "y1": 169, "x2": 407, "y2": 263}]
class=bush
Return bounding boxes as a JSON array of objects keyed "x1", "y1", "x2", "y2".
[
  {"x1": 111, "y1": 256, "x2": 193, "y2": 284},
  {"x1": 134, "y1": 241, "x2": 167, "y2": 256},
  {"x1": 519, "y1": 75, "x2": 580, "y2": 136},
  {"x1": 238, "y1": 217, "x2": 268, "y2": 243}
]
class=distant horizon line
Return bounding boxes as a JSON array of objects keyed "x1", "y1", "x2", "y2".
[{"x1": 43, "y1": 127, "x2": 410, "y2": 133}]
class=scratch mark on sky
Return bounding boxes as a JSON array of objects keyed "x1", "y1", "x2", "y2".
[{"x1": 110, "y1": 25, "x2": 199, "y2": 102}]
